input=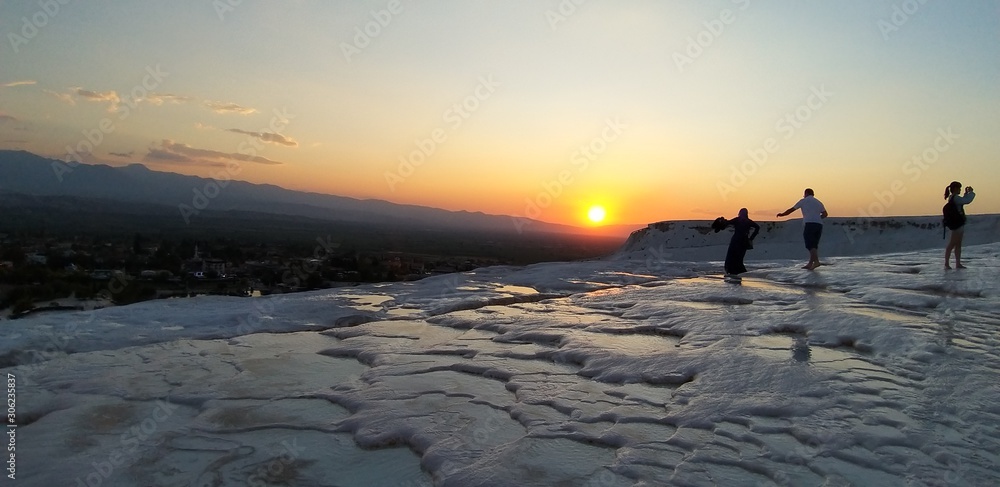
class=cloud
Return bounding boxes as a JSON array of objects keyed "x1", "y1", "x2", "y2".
[
  {"x1": 74, "y1": 88, "x2": 120, "y2": 103},
  {"x1": 44, "y1": 87, "x2": 124, "y2": 111},
  {"x1": 0, "y1": 113, "x2": 16, "y2": 124},
  {"x1": 44, "y1": 86, "x2": 200, "y2": 112},
  {"x1": 205, "y1": 101, "x2": 257, "y2": 115},
  {"x1": 1, "y1": 80, "x2": 36, "y2": 88},
  {"x1": 225, "y1": 128, "x2": 299, "y2": 147},
  {"x1": 144, "y1": 147, "x2": 200, "y2": 164},
  {"x1": 73, "y1": 88, "x2": 121, "y2": 112},
  {"x1": 194, "y1": 122, "x2": 216, "y2": 130},
  {"x1": 143, "y1": 140, "x2": 285, "y2": 167},
  {"x1": 109, "y1": 151, "x2": 135, "y2": 158},
  {"x1": 44, "y1": 87, "x2": 254, "y2": 118},
  {"x1": 145, "y1": 93, "x2": 195, "y2": 105},
  {"x1": 44, "y1": 89, "x2": 76, "y2": 105}
]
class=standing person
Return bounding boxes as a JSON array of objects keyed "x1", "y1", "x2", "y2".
[
  {"x1": 943, "y1": 181, "x2": 975, "y2": 269},
  {"x1": 717, "y1": 208, "x2": 760, "y2": 279},
  {"x1": 776, "y1": 188, "x2": 828, "y2": 270}
]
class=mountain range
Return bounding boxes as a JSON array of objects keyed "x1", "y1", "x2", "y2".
[{"x1": 0, "y1": 150, "x2": 640, "y2": 237}]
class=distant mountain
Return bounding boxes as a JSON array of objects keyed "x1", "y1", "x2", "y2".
[{"x1": 0, "y1": 150, "x2": 631, "y2": 236}]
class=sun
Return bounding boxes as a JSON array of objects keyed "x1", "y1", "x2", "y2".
[{"x1": 587, "y1": 205, "x2": 607, "y2": 224}]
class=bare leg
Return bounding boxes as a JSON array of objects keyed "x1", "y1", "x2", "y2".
[
  {"x1": 803, "y1": 249, "x2": 819, "y2": 270},
  {"x1": 945, "y1": 229, "x2": 962, "y2": 269},
  {"x1": 944, "y1": 230, "x2": 958, "y2": 269},
  {"x1": 955, "y1": 229, "x2": 966, "y2": 268}
]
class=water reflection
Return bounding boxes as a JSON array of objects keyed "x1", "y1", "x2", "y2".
[
  {"x1": 752, "y1": 335, "x2": 812, "y2": 363},
  {"x1": 791, "y1": 336, "x2": 811, "y2": 363}
]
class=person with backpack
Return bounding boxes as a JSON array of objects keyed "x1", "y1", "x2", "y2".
[{"x1": 943, "y1": 181, "x2": 975, "y2": 269}]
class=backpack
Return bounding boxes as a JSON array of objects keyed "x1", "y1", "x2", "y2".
[{"x1": 942, "y1": 197, "x2": 965, "y2": 231}]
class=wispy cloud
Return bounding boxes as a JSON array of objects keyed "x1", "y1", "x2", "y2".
[
  {"x1": 44, "y1": 86, "x2": 260, "y2": 121},
  {"x1": 144, "y1": 147, "x2": 205, "y2": 165},
  {"x1": 225, "y1": 128, "x2": 298, "y2": 147},
  {"x1": 44, "y1": 89, "x2": 76, "y2": 105},
  {"x1": 146, "y1": 93, "x2": 195, "y2": 105},
  {"x1": 109, "y1": 151, "x2": 135, "y2": 158},
  {"x1": 0, "y1": 113, "x2": 17, "y2": 124},
  {"x1": 44, "y1": 87, "x2": 123, "y2": 111},
  {"x1": 74, "y1": 88, "x2": 119, "y2": 102},
  {"x1": 42, "y1": 86, "x2": 255, "y2": 118},
  {"x1": 73, "y1": 87, "x2": 121, "y2": 112},
  {"x1": 143, "y1": 140, "x2": 285, "y2": 167},
  {"x1": 44, "y1": 86, "x2": 200, "y2": 112},
  {"x1": 1, "y1": 80, "x2": 36, "y2": 88},
  {"x1": 205, "y1": 101, "x2": 257, "y2": 115}
]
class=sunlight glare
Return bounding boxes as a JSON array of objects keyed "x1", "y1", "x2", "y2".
[{"x1": 587, "y1": 205, "x2": 607, "y2": 223}]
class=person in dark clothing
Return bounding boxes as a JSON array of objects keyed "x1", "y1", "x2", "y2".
[
  {"x1": 943, "y1": 181, "x2": 975, "y2": 269},
  {"x1": 718, "y1": 208, "x2": 760, "y2": 277}
]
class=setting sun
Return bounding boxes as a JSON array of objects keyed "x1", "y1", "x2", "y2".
[{"x1": 587, "y1": 205, "x2": 607, "y2": 224}]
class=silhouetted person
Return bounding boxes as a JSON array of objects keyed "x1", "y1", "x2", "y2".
[
  {"x1": 943, "y1": 181, "x2": 975, "y2": 269},
  {"x1": 716, "y1": 208, "x2": 760, "y2": 278},
  {"x1": 776, "y1": 188, "x2": 828, "y2": 270}
]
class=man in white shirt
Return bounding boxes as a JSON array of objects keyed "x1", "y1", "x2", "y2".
[{"x1": 777, "y1": 188, "x2": 829, "y2": 270}]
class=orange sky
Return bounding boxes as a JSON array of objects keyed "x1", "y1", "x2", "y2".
[{"x1": 2, "y1": 2, "x2": 998, "y2": 229}]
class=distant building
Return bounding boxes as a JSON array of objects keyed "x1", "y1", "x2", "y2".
[
  {"x1": 205, "y1": 259, "x2": 226, "y2": 277},
  {"x1": 90, "y1": 270, "x2": 114, "y2": 280},
  {"x1": 183, "y1": 246, "x2": 226, "y2": 277}
]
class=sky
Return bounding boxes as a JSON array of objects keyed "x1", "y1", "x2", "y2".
[{"x1": 1, "y1": 0, "x2": 998, "y2": 229}]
